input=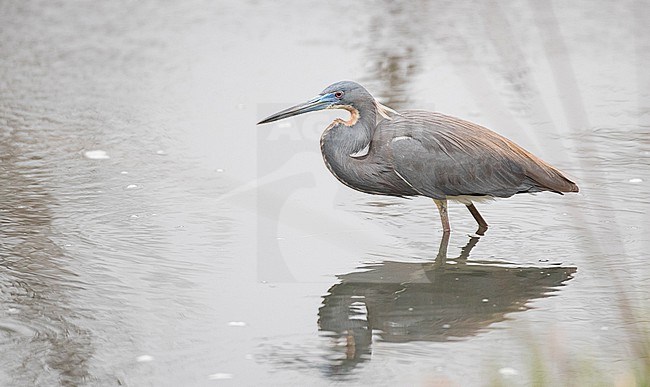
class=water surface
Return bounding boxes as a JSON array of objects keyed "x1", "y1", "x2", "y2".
[{"x1": 1, "y1": 0, "x2": 648, "y2": 385}]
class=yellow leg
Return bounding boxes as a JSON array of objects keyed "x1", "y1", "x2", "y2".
[{"x1": 433, "y1": 199, "x2": 450, "y2": 233}]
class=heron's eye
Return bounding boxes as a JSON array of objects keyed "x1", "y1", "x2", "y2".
[{"x1": 334, "y1": 91, "x2": 344, "y2": 99}]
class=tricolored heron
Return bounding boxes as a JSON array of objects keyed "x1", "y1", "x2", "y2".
[{"x1": 258, "y1": 81, "x2": 578, "y2": 235}]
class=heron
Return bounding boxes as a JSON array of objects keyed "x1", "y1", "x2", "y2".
[{"x1": 258, "y1": 81, "x2": 578, "y2": 235}]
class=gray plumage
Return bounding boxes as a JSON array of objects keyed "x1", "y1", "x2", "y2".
[{"x1": 258, "y1": 81, "x2": 578, "y2": 234}]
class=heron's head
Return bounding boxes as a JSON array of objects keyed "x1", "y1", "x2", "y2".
[{"x1": 257, "y1": 81, "x2": 373, "y2": 125}]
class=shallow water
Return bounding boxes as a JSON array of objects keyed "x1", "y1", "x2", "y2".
[{"x1": 1, "y1": 0, "x2": 648, "y2": 385}]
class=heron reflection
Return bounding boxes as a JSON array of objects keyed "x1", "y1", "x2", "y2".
[{"x1": 318, "y1": 234, "x2": 576, "y2": 375}]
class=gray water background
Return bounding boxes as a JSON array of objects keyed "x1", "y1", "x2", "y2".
[{"x1": 1, "y1": 0, "x2": 649, "y2": 385}]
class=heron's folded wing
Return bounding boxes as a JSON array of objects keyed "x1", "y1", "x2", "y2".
[{"x1": 390, "y1": 134, "x2": 530, "y2": 199}]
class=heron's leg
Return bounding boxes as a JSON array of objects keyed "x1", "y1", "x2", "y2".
[
  {"x1": 433, "y1": 199, "x2": 450, "y2": 234},
  {"x1": 466, "y1": 203, "x2": 488, "y2": 236}
]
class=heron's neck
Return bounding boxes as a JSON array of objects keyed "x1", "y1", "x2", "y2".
[{"x1": 320, "y1": 107, "x2": 377, "y2": 186}]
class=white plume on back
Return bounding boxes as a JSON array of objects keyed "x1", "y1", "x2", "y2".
[{"x1": 374, "y1": 99, "x2": 401, "y2": 121}]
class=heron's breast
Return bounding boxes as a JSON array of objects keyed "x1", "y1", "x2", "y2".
[{"x1": 320, "y1": 149, "x2": 412, "y2": 196}]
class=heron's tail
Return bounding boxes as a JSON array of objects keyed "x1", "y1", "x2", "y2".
[
  {"x1": 526, "y1": 163, "x2": 579, "y2": 194},
  {"x1": 500, "y1": 136, "x2": 579, "y2": 194}
]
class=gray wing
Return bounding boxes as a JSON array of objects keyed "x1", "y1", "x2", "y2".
[{"x1": 387, "y1": 112, "x2": 558, "y2": 199}]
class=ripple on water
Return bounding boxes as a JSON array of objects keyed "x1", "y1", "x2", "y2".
[
  {"x1": 0, "y1": 318, "x2": 39, "y2": 342},
  {"x1": 83, "y1": 150, "x2": 110, "y2": 160}
]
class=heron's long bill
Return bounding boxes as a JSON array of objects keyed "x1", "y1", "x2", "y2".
[{"x1": 257, "y1": 93, "x2": 337, "y2": 124}]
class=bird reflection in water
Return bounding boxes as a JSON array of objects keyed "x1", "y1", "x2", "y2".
[{"x1": 317, "y1": 234, "x2": 576, "y2": 375}]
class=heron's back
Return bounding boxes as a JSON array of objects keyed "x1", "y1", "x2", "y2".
[{"x1": 379, "y1": 111, "x2": 578, "y2": 198}]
